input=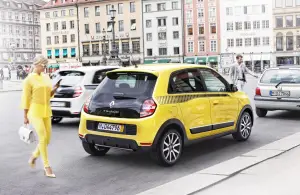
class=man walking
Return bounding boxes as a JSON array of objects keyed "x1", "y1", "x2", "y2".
[{"x1": 230, "y1": 54, "x2": 258, "y2": 91}]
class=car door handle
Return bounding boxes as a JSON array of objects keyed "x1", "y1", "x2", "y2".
[{"x1": 212, "y1": 100, "x2": 219, "y2": 105}]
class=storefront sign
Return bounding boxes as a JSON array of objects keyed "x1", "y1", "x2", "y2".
[{"x1": 59, "y1": 62, "x2": 82, "y2": 70}]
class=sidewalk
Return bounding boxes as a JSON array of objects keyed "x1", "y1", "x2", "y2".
[
  {"x1": 138, "y1": 132, "x2": 300, "y2": 195},
  {"x1": 0, "y1": 80, "x2": 22, "y2": 92}
]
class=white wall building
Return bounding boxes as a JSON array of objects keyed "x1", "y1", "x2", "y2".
[
  {"x1": 220, "y1": 0, "x2": 274, "y2": 72},
  {"x1": 142, "y1": 0, "x2": 183, "y2": 63}
]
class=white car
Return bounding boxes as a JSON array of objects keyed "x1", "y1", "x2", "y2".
[{"x1": 50, "y1": 66, "x2": 119, "y2": 123}]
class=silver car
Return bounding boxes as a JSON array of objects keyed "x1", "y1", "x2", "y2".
[{"x1": 254, "y1": 65, "x2": 300, "y2": 117}]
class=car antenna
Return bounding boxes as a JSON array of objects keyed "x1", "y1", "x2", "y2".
[{"x1": 129, "y1": 50, "x2": 138, "y2": 68}]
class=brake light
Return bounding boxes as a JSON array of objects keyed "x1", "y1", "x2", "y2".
[
  {"x1": 255, "y1": 87, "x2": 261, "y2": 96},
  {"x1": 83, "y1": 96, "x2": 91, "y2": 113},
  {"x1": 73, "y1": 86, "x2": 84, "y2": 98},
  {"x1": 140, "y1": 99, "x2": 157, "y2": 118}
]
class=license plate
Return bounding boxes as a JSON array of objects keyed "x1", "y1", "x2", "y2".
[
  {"x1": 97, "y1": 123, "x2": 123, "y2": 132},
  {"x1": 270, "y1": 90, "x2": 290, "y2": 97},
  {"x1": 51, "y1": 102, "x2": 66, "y2": 107}
]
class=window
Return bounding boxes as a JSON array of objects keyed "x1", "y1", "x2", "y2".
[
  {"x1": 209, "y1": 7, "x2": 216, "y2": 17},
  {"x1": 145, "y1": 4, "x2": 151, "y2": 12},
  {"x1": 92, "y1": 70, "x2": 109, "y2": 84},
  {"x1": 253, "y1": 21, "x2": 260, "y2": 29},
  {"x1": 227, "y1": 22, "x2": 233, "y2": 31},
  {"x1": 71, "y1": 48, "x2": 76, "y2": 57},
  {"x1": 45, "y1": 12, "x2": 50, "y2": 18},
  {"x1": 173, "y1": 17, "x2": 179, "y2": 26},
  {"x1": 276, "y1": 17, "x2": 283, "y2": 28},
  {"x1": 96, "y1": 23, "x2": 101, "y2": 33},
  {"x1": 244, "y1": 6, "x2": 248, "y2": 14},
  {"x1": 244, "y1": 21, "x2": 251, "y2": 30},
  {"x1": 61, "y1": 10, "x2": 66, "y2": 16},
  {"x1": 188, "y1": 41, "x2": 194, "y2": 53},
  {"x1": 210, "y1": 23, "x2": 216, "y2": 34},
  {"x1": 199, "y1": 40, "x2": 205, "y2": 52},
  {"x1": 186, "y1": 10, "x2": 192, "y2": 19},
  {"x1": 95, "y1": 6, "x2": 100, "y2": 16},
  {"x1": 198, "y1": 8, "x2": 204, "y2": 17},
  {"x1": 71, "y1": 34, "x2": 75, "y2": 42},
  {"x1": 117, "y1": 20, "x2": 124, "y2": 32},
  {"x1": 69, "y1": 9, "x2": 74, "y2": 16},
  {"x1": 254, "y1": 37, "x2": 260, "y2": 46},
  {"x1": 85, "y1": 24, "x2": 89, "y2": 34},
  {"x1": 297, "y1": 0, "x2": 300, "y2": 5},
  {"x1": 170, "y1": 70, "x2": 205, "y2": 93},
  {"x1": 47, "y1": 37, "x2": 51, "y2": 45},
  {"x1": 146, "y1": 20, "x2": 152, "y2": 28},
  {"x1": 118, "y1": 3, "x2": 123, "y2": 14},
  {"x1": 210, "y1": 40, "x2": 217, "y2": 52},
  {"x1": 47, "y1": 50, "x2": 52, "y2": 59},
  {"x1": 122, "y1": 42, "x2": 129, "y2": 53},
  {"x1": 187, "y1": 25, "x2": 193, "y2": 35},
  {"x1": 227, "y1": 39, "x2": 234, "y2": 47},
  {"x1": 147, "y1": 49, "x2": 153, "y2": 56},
  {"x1": 275, "y1": 0, "x2": 283, "y2": 7},
  {"x1": 236, "y1": 38, "x2": 242, "y2": 47},
  {"x1": 286, "y1": 0, "x2": 293, "y2": 6},
  {"x1": 62, "y1": 49, "x2": 68, "y2": 58},
  {"x1": 297, "y1": 16, "x2": 300, "y2": 26},
  {"x1": 130, "y1": 2, "x2": 136, "y2": 12},
  {"x1": 53, "y1": 11, "x2": 58, "y2": 17},
  {"x1": 286, "y1": 33, "x2": 294, "y2": 50},
  {"x1": 62, "y1": 21, "x2": 66, "y2": 30},
  {"x1": 131, "y1": 19, "x2": 136, "y2": 30},
  {"x1": 286, "y1": 16, "x2": 293, "y2": 27},
  {"x1": 199, "y1": 69, "x2": 227, "y2": 92},
  {"x1": 23, "y1": 39, "x2": 27, "y2": 48},
  {"x1": 262, "y1": 5, "x2": 266, "y2": 13},
  {"x1": 158, "y1": 18, "x2": 166, "y2": 27},
  {"x1": 174, "y1": 47, "x2": 180, "y2": 55},
  {"x1": 92, "y1": 44, "x2": 99, "y2": 55},
  {"x1": 276, "y1": 33, "x2": 283, "y2": 51},
  {"x1": 157, "y1": 3, "x2": 166, "y2": 11},
  {"x1": 54, "y1": 36, "x2": 59, "y2": 44},
  {"x1": 106, "y1": 4, "x2": 111, "y2": 15},
  {"x1": 70, "y1": 21, "x2": 75, "y2": 29},
  {"x1": 235, "y1": 22, "x2": 242, "y2": 30},
  {"x1": 173, "y1": 31, "x2": 179, "y2": 39},
  {"x1": 226, "y1": 7, "x2": 233, "y2": 15},
  {"x1": 54, "y1": 22, "x2": 58, "y2": 31},
  {"x1": 83, "y1": 45, "x2": 90, "y2": 56},
  {"x1": 262, "y1": 20, "x2": 269, "y2": 28},
  {"x1": 46, "y1": 23, "x2": 51, "y2": 31},
  {"x1": 84, "y1": 7, "x2": 89, "y2": 17},
  {"x1": 22, "y1": 13, "x2": 26, "y2": 21},
  {"x1": 132, "y1": 41, "x2": 140, "y2": 53},
  {"x1": 199, "y1": 25, "x2": 204, "y2": 35},
  {"x1": 62, "y1": 35, "x2": 67, "y2": 43},
  {"x1": 159, "y1": 48, "x2": 167, "y2": 55},
  {"x1": 245, "y1": 38, "x2": 251, "y2": 46},
  {"x1": 172, "y1": 2, "x2": 178, "y2": 9},
  {"x1": 235, "y1": 6, "x2": 241, "y2": 15},
  {"x1": 263, "y1": 37, "x2": 270, "y2": 46},
  {"x1": 158, "y1": 32, "x2": 167, "y2": 40}
]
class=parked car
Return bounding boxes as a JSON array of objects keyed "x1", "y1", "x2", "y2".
[
  {"x1": 78, "y1": 64, "x2": 254, "y2": 166},
  {"x1": 254, "y1": 65, "x2": 300, "y2": 117},
  {"x1": 50, "y1": 66, "x2": 119, "y2": 123}
]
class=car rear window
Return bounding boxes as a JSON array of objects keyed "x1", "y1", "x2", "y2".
[
  {"x1": 56, "y1": 71, "x2": 85, "y2": 87},
  {"x1": 260, "y1": 69, "x2": 300, "y2": 84},
  {"x1": 93, "y1": 72, "x2": 157, "y2": 97}
]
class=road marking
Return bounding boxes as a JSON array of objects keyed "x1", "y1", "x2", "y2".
[{"x1": 137, "y1": 132, "x2": 300, "y2": 195}]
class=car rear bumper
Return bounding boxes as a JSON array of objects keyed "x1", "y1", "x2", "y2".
[
  {"x1": 254, "y1": 96, "x2": 300, "y2": 110},
  {"x1": 52, "y1": 110, "x2": 81, "y2": 118}
]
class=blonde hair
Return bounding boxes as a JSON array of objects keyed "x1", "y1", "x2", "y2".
[{"x1": 33, "y1": 54, "x2": 48, "y2": 66}]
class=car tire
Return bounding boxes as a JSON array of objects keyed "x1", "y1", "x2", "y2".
[
  {"x1": 232, "y1": 112, "x2": 253, "y2": 142},
  {"x1": 256, "y1": 108, "x2": 268, "y2": 117},
  {"x1": 151, "y1": 129, "x2": 183, "y2": 167},
  {"x1": 51, "y1": 117, "x2": 63, "y2": 124},
  {"x1": 82, "y1": 141, "x2": 110, "y2": 156}
]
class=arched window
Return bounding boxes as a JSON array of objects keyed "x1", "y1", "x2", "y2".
[
  {"x1": 286, "y1": 32, "x2": 294, "y2": 51},
  {"x1": 276, "y1": 32, "x2": 283, "y2": 51}
]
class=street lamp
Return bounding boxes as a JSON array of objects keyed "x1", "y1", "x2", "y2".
[
  {"x1": 102, "y1": 28, "x2": 107, "y2": 65},
  {"x1": 109, "y1": 5, "x2": 118, "y2": 59}
]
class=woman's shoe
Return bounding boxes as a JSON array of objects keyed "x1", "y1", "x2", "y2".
[
  {"x1": 28, "y1": 157, "x2": 37, "y2": 168},
  {"x1": 44, "y1": 167, "x2": 56, "y2": 178}
]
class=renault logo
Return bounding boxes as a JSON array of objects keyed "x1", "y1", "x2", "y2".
[{"x1": 109, "y1": 101, "x2": 115, "y2": 108}]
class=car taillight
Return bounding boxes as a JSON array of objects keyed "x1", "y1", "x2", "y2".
[
  {"x1": 73, "y1": 86, "x2": 84, "y2": 98},
  {"x1": 255, "y1": 87, "x2": 261, "y2": 96},
  {"x1": 83, "y1": 96, "x2": 91, "y2": 113},
  {"x1": 140, "y1": 99, "x2": 157, "y2": 118}
]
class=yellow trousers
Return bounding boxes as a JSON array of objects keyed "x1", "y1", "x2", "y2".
[{"x1": 29, "y1": 116, "x2": 51, "y2": 167}]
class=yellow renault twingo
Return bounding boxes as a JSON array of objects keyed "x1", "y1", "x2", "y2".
[{"x1": 79, "y1": 64, "x2": 253, "y2": 166}]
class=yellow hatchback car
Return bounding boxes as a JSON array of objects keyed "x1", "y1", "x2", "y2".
[{"x1": 78, "y1": 64, "x2": 254, "y2": 166}]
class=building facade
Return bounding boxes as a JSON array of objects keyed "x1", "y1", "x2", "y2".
[
  {"x1": 220, "y1": 0, "x2": 273, "y2": 72},
  {"x1": 273, "y1": 0, "x2": 300, "y2": 65},
  {"x1": 40, "y1": 0, "x2": 80, "y2": 67},
  {"x1": 0, "y1": 0, "x2": 45, "y2": 68},
  {"x1": 78, "y1": 0, "x2": 143, "y2": 66},
  {"x1": 142, "y1": 0, "x2": 183, "y2": 64},
  {"x1": 183, "y1": 0, "x2": 221, "y2": 68}
]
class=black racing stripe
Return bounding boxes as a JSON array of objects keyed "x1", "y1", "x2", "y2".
[
  {"x1": 190, "y1": 125, "x2": 213, "y2": 134},
  {"x1": 212, "y1": 121, "x2": 235, "y2": 130}
]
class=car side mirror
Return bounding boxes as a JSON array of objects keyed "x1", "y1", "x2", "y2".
[{"x1": 230, "y1": 84, "x2": 238, "y2": 92}]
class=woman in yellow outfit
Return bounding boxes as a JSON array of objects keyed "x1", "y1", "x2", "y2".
[{"x1": 21, "y1": 55, "x2": 59, "y2": 178}]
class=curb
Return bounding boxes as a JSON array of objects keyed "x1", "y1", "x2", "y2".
[{"x1": 137, "y1": 132, "x2": 300, "y2": 195}]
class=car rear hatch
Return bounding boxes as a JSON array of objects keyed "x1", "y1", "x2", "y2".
[
  {"x1": 53, "y1": 70, "x2": 85, "y2": 99},
  {"x1": 257, "y1": 68, "x2": 300, "y2": 99},
  {"x1": 88, "y1": 71, "x2": 157, "y2": 119}
]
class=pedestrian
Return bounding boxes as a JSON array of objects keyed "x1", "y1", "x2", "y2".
[
  {"x1": 21, "y1": 55, "x2": 60, "y2": 178},
  {"x1": 230, "y1": 54, "x2": 258, "y2": 91}
]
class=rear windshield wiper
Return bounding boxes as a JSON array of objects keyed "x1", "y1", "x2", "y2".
[
  {"x1": 113, "y1": 92, "x2": 136, "y2": 100},
  {"x1": 275, "y1": 81, "x2": 296, "y2": 88}
]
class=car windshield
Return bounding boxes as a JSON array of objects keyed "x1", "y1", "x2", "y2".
[
  {"x1": 260, "y1": 69, "x2": 300, "y2": 84},
  {"x1": 54, "y1": 71, "x2": 85, "y2": 87}
]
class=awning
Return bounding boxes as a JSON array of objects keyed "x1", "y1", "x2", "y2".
[
  {"x1": 82, "y1": 60, "x2": 90, "y2": 64},
  {"x1": 184, "y1": 57, "x2": 195, "y2": 64},
  {"x1": 208, "y1": 56, "x2": 218, "y2": 63},
  {"x1": 144, "y1": 60, "x2": 156, "y2": 64},
  {"x1": 196, "y1": 57, "x2": 207, "y2": 64},
  {"x1": 90, "y1": 60, "x2": 100, "y2": 64},
  {"x1": 121, "y1": 58, "x2": 129, "y2": 62},
  {"x1": 55, "y1": 49, "x2": 59, "y2": 57},
  {"x1": 157, "y1": 59, "x2": 171, "y2": 63},
  {"x1": 47, "y1": 64, "x2": 59, "y2": 68},
  {"x1": 71, "y1": 48, "x2": 76, "y2": 56},
  {"x1": 63, "y1": 49, "x2": 67, "y2": 57}
]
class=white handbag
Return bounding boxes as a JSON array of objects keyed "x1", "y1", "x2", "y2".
[{"x1": 18, "y1": 125, "x2": 36, "y2": 144}]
